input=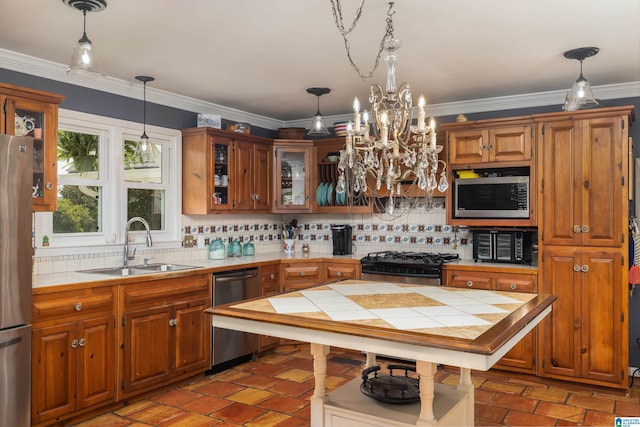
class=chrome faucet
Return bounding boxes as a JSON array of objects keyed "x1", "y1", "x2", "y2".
[{"x1": 123, "y1": 217, "x2": 153, "y2": 268}]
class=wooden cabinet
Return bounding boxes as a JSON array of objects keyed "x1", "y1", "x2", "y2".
[
  {"x1": 537, "y1": 106, "x2": 632, "y2": 389},
  {"x1": 281, "y1": 261, "x2": 322, "y2": 292},
  {"x1": 538, "y1": 247, "x2": 625, "y2": 387},
  {"x1": 0, "y1": 82, "x2": 64, "y2": 211},
  {"x1": 447, "y1": 124, "x2": 533, "y2": 167},
  {"x1": 31, "y1": 286, "x2": 116, "y2": 425},
  {"x1": 119, "y1": 274, "x2": 211, "y2": 397},
  {"x1": 313, "y1": 138, "x2": 370, "y2": 213},
  {"x1": 182, "y1": 127, "x2": 272, "y2": 214},
  {"x1": 539, "y1": 115, "x2": 626, "y2": 247},
  {"x1": 324, "y1": 259, "x2": 361, "y2": 283},
  {"x1": 273, "y1": 140, "x2": 314, "y2": 213},
  {"x1": 258, "y1": 263, "x2": 281, "y2": 352},
  {"x1": 444, "y1": 266, "x2": 538, "y2": 374}
]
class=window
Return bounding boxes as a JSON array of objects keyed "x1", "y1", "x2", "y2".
[{"x1": 34, "y1": 109, "x2": 180, "y2": 252}]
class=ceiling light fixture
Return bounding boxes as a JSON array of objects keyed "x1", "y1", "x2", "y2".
[
  {"x1": 562, "y1": 46, "x2": 599, "y2": 111},
  {"x1": 63, "y1": 0, "x2": 107, "y2": 77},
  {"x1": 307, "y1": 87, "x2": 331, "y2": 136},
  {"x1": 333, "y1": 1, "x2": 448, "y2": 215},
  {"x1": 135, "y1": 75, "x2": 155, "y2": 165}
]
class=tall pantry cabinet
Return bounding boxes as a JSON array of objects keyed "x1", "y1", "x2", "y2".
[{"x1": 537, "y1": 106, "x2": 634, "y2": 389}]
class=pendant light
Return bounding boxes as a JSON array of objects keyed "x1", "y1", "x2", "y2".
[
  {"x1": 135, "y1": 75, "x2": 155, "y2": 165},
  {"x1": 307, "y1": 87, "x2": 331, "y2": 136},
  {"x1": 63, "y1": 0, "x2": 107, "y2": 77},
  {"x1": 562, "y1": 46, "x2": 599, "y2": 111}
]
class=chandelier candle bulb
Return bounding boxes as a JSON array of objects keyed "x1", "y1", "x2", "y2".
[
  {"x1": 353, "y1": 97, "x2": 361, "y2": 132},
  {"x1": 429, "y1": 117, "x2": 437, "y2": 149},
  {"x1": 417, "y1": 96, "x2": 426, "y2": 131}
]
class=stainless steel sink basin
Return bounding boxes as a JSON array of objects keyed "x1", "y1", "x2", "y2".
[
  {"x1": 137, "y1": 263, "x2": 201, "y2": 272},
  {"x1": 82, "y1": 264, "x2": 200, "y2": 276}
]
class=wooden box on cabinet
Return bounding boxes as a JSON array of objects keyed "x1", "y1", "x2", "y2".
[
  {"x1": 258, "y1": 263, "x2": 281, "y2": 352},
  {"x1": 182, "y1": 127, "x2": 272, "y2": 214},
  {"x1": 443, "y1": 266, "x2": 538, "y2": 374},
  {"x1": 119, "y1": 274, "x2": 211, "y2": 398},
  {"x1": 0, "y1": 82, "x2": 64, "y2": 211},
  {"x1": 31, "y1": 285, "x2": 117, "y2": 425}
]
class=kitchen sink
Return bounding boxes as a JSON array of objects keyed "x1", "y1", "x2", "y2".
[{"x1": 82, "y1": 264, "x2": 201, "y2": 276}]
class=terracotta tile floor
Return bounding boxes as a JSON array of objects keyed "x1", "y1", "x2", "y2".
[{"x1": 74, "y1": 345, "x2": 640, "y2": 427}]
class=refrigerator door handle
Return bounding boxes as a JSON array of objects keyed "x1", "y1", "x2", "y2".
[{"x1": 0, "y1": 336, "x2": 22, "y2": 349}]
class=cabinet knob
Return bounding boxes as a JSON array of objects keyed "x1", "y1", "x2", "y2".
[
  {"x1": 466, "y1": 280, "x2": 473, "y2": 287},
  {"x1": 581, "y1": 225, "x2": 589, "y2": 233},
  {"x1": 481, "y1": 144, "x2": 487, "y2": 150},
  {"x1": 169, "y1": 319, "x2": 177, "y2": 327},
  {"x1": 269, "y1": 273, "x2": 275, "y2": 280},
  {"x1": 487, "y1": 144, "x2": 494, "y2": 150},
  {"x1": 71, "y1": 339, "x2": 79, "y2": 348},
  {"x1": 78, "y1": 338, "x2": 86, "y2": 347},
  {"x1": 573, "y1": 225, "x2": 581, "y2": 233},
  {"x1": 74, "y1": 302, "x2": 82, "y2": 311},
  {"x1": 255, "y1": 194, "x2": 260, "y2": 201},
  {"x1": 574, "y1": 265, "x2": 581, "y2": 272},
  {"x1": 45, "y1": 182, "x2": 53, "y2": 190},
  {"x1": 581, "y1": 265, "x2": 589, "y2": 273},
  {"x1": 337, "y1": 271, "x2": 343, "y2": 277},
  {"x1": 580, "y1": 348, "x2": 587, "y2": 354},
  {"x1": 509, "y1": 283, "x2": 517, "y2": 290},
  {"x1": 299, "y1": 271, "x2": 306, "y2": 277}
]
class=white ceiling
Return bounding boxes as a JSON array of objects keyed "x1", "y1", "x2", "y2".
[{"x1": 1, "y1": 0, "x2": 639, "y2": 125}]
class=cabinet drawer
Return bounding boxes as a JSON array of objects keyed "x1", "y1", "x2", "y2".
[
  {"x1": 325, "y1": 263, "x2": 360, "y2": 282},
  {"x1": 281, "y1": 262, "x2": 321, "y2": 290},
  {"x1": 495, "y1": 274, "x2": 537, "y2": 293},
  {"x1": 33, "y1": 286, "x2": 115, "y2": 323},
  {"x1": 445, "y1": 271, "x2": 493, "y2": 290},
  {"x1": 121, "y1": 274, "x2": 211, "y2": 308}
]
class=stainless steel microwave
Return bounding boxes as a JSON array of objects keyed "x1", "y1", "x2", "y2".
[{"x1": 454, "y1": 176, "x2": 529, "y2": 219}]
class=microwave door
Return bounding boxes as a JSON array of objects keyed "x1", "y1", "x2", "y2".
[{"x1": 495, "y1": 233, "x2": 513, "y2": 261}]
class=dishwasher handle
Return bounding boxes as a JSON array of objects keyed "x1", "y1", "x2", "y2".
[{"x1": 215, "y1": 269, "x2": 258, "y2": 283}]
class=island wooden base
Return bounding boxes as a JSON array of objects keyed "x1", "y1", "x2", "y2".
[{"x1": 310, "y1": 344, "x2": 474, "y2": 427}]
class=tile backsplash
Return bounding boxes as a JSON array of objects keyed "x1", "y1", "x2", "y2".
[{"x1": 34, "y1": 198, "x2": 472, "y2": 275}]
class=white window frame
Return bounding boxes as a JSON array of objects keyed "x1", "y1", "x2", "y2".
[{"x1": 34, "y1": 109, "x2": 181, "y2": 255}]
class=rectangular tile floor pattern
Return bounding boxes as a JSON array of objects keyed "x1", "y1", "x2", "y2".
[{"x1": 73, "y1": 344, "x2": 640, "y2": 427}]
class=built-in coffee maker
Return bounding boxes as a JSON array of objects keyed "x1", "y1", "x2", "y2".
[{"x1": 331, "y1": 224, "x2": 353, "y2": 255}]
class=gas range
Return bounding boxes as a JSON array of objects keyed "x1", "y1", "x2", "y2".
[{"x1": 360, "y1": 251, "x2": 459, "y2": 285}]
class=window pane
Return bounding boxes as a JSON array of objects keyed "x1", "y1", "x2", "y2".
[
  {"x1": 124, "y1": 139, "x2": 162, "y2": 183},
  {"x1": 57, "y1": 130, "x2": 99, "y2": 179},
  {"x1": 53, "y1": 185, "x2": 102, "y2": 233},
  {"x1": 127, "y1": 189, "x2": 165, "y2": 231}
]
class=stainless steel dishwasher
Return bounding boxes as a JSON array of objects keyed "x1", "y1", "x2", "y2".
[{"x1": 211, "y1": 268, "x2": 260, "y2": 370}]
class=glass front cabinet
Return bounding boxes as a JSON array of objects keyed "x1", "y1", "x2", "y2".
[
  {"x1": 272, "y1": 141, "x2": 313, "y2": 213},
  {"x1": 0, "y1": 83, "x2": 64, "y2": 211}
]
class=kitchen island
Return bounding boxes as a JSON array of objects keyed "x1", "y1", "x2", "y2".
[{"x1": 206, "y1": 280, "x2": 556, "y2": 427}]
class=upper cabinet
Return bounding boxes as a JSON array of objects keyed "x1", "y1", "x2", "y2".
[
  {"x1": 447, "y1": 123, "x2": 534, "y2": 167},
  {"x1": 538, "y1": 108, "x2": 631, "y2": 247},
  {"x1": 182, "y1": 127, "x2": 272, "y2": 214},
  {"x1": 0, "y1": 83, "x2": 64, "y2": 211},
  {"x1": 272, "y1": 140, "x2": 313, "y2": 213}
]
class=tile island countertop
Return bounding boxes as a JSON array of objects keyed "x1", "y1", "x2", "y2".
[{"x1": 206, "y1": 280, "x2": 555, "y2": 427}]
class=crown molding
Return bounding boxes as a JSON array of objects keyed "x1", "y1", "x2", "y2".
[{"x1": 1, "y1": 48, "x2": 638, "y2": 130}]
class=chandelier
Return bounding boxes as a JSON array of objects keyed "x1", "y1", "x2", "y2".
[{"x1": 333, "y1": 2, "x2": 448, "y2": 214}]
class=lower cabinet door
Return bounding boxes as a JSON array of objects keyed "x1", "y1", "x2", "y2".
[
  {"x1": 174, "y1": 299, "x2": 210, "y2": 375},
  {"x1": 493, "y1": 330, "x2": 536, "y2": 373},
  {"x1": 123, "y1": 306, "x2": 172, "y2": 394},
  {"x1": 77, "y1": 315, "x2": 116, "y2": 409},
  {"x1": 32, "y1": 323, "x2": 77, "y2": 424}
]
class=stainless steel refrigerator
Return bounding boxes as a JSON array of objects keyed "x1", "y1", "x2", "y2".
[{"x1": 0, "y1": 135, "x2": 33, "y2": 427}]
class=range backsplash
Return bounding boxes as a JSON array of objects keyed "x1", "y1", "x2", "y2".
[{"x1": 34, "y1": 198, "x2": 472, "y2": 275}]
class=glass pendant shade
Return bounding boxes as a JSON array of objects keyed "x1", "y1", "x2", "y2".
[
  {"x1": 67, "y1": 32, "x2": 104, "y2": 76},
  {"x1": 308, "y1": 113, "x2": 329, "y2": 136},
  {"x1": 562, "y1": 47, "x2": 599, "y2": 112},
  {"x1": 306, "y1": 87, "x2": 331, "y2": 136},
  {"x1": 135, "y1": 76, "x2": 155, "y2": 165},
  {"x1": 63, "y1": 0, "x2": 108, "y2": 77}
]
